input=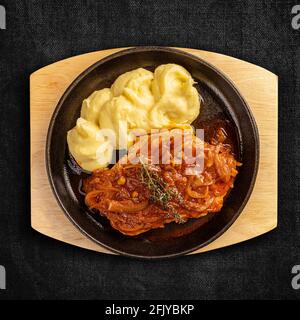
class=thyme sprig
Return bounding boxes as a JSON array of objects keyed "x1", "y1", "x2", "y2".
[{"x1": 139, "y1": 160, "x2": 186, "y2": 224}]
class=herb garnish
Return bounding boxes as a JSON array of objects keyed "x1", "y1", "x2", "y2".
[{"x1": 140, "y1": 160, "x2": 186, "y2": 224}]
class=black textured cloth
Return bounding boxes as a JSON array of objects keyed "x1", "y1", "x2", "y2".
[{"x1": 0, "y1": 0, "x2": 299, "y2": 300}]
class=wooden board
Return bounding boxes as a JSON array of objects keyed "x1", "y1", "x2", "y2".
[{"x1": 30, "y1": 47, "x2": 278, "y2": 255}]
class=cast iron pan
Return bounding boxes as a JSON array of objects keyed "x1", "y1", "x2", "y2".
[{"x1": 46, "y1": 47, "x2": 259, "y2": 259}]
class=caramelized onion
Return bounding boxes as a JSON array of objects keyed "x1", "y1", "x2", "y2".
[
  {"x1": 186, "y1": 185, "x2": 209, "y2": 199},
  {"x1": 185, "y1": 197, "x2": 215, "y2": 212},
  {"x1": 107, "y1": 200, "x2": 149, "y2": 213},
  {"x1": 83, "y1": 130, "x2": 241, "y2": 236}
]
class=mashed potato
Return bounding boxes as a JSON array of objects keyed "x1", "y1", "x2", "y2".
[
  {"x1": 67, "y1": 64, "x2": 200, "y2": 171},
  {"x1": 67, "y1": 118, "x2": 113, "y2": 171}
]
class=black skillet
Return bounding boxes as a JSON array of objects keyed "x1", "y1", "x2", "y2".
[{"x1": 46, "y1": 47, "x2": 259, "y2": 259}]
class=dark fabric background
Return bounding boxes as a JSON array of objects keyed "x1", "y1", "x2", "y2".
[{"x1": 0, "y1": 0, "x2": 299, "y2": 300}]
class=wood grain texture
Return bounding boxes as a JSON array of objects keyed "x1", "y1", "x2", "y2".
[{"x1": 30, "y1": 47, "x2": 278, "y2": 255}]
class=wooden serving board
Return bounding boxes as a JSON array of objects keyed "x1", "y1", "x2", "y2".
[{"x1": 30, "y1": 47, "x2": 278, "y2": 255}]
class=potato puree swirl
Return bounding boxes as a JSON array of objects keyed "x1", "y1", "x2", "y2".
[{"x1": 67, "y1": 64, "x2": 201, "y2": 171}]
